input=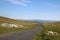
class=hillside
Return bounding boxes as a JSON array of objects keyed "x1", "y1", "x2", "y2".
[
  {"x1": 0, "y1": 16, "x2": 38, "y2": 34},
  {"x1": 0, "y1": 16, "x2": 36, "y2": 24},
  {"x1": 0, "y1": 16, "x2": 38, "y2": 27}
]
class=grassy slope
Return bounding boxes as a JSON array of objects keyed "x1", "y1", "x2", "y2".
[
  {"x1": 33, "y1": 22, "x2": 60, "y2": 40},
  {"x1": 0, "y1": 16, "x2": 38, "y2": 34}
]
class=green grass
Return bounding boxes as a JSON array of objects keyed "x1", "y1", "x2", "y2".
[
  {"x1": 0, "y1": 27, "x2": 23, "y2": 34},
  {"x1": 0, "y1": 24, "x2": 38, "y2": 34},
  {"x1": 0, "y1": 16, "x2": 38, "y2": 34},
  {"x1": 32, "y1": 22, "x2": 60, "y2": 40}
]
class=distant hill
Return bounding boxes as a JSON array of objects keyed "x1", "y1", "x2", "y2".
[{"x1": 25, "y1": 20, "x2": 60, "y2": 22}]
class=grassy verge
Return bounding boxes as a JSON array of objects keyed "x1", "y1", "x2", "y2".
[
  {"x1": 32, "y1": 22, "x2": 60, "y2": 40},
  {"x1": 0, "y1": 24, "x2": 38, "y2": 34}
]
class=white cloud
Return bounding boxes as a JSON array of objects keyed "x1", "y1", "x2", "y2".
[{"x1": 0, "y1": 0, "x2": 31, "y2": 6}]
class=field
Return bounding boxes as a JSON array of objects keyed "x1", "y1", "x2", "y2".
[
  {"x1": 0, "y1": 16, "x2": 38, "y2": 34},
  {"x1": 33, "y1": 22, "x2": 60, "y2": 40}
]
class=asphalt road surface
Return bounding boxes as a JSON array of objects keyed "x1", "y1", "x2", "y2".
[{"x1": 0, "y1": 24, "x2": 42, "y2": 40}]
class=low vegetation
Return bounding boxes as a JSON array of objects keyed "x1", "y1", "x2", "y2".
[
  {"x1": 33, "y1": 22, "x2": 60, "y2": 40},
  {"x1": 0, "y1": 16, "x2": 38, "y2": 34}
]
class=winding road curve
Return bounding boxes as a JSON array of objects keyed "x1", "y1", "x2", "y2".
[{"x1": 0, "y1": 24, "x2": 42, "y2": 40}]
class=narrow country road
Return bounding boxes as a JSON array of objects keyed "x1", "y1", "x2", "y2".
[{"x1": 0, "y1": 24, "x2": 42, "y2": 40}]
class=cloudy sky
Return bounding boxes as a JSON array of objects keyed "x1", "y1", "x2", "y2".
[{"x1": 0, "y1": 0, "x2": 60, "y2": 21}]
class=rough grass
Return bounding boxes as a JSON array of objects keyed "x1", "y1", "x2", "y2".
[
  {"x1": 32, "y1": 22, "x2": 60, "y2": 40},
  {"x1": 0, "y1": 23, "x2": 38, "y2": 34},
  {"x1": 0, "y1": 24, "x2": 37, "y2": 34}
]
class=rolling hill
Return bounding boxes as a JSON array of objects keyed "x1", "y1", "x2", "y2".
[{"x1": 0, "y1": 16, "x2": 38, "y2": 26}]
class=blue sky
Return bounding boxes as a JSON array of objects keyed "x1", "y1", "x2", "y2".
[{"x1": 0, "y1": 0, "x2": 60, "y2": 21}]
